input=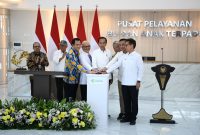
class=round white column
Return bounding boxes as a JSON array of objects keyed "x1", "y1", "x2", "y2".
[{"x1": 0, "y1": 8, "x2": 10, "y2": 84}]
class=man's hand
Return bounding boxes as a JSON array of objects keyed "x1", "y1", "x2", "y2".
[
  {"x1": 59, "y1": 52, "x2": 67, "y2": 62},
  {"x1": 101, "y1": 71, "x2": 107, "y2": 74},
  {"x1": 99, "y1": 67, "x2": 107, "y2": 72},
  {"x1": 136, "y1": 81, "x2": 141, "y2": 90},
  {"x1": 88, "y1": 70, "x2": 98, "y2": 74},
  {"x1": 63, "y1": 52, "x2": 67, "y2": 57},
  {"x1": 35, "y1": 56, "x2": 40, "y2": 64},
  {"x1": 40, "y1": 57, "x2": 44, "y2": 63},
  {"x1": 91, "y1": 68, "x2": 98, "y2": 72}
]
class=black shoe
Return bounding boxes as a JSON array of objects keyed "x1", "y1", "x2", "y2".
[
  {"x1": 120, "y1": 118, "x2": 130, "y2": 123},
  {"x1": 117, "y1": 113, "x2": 124, "y2": 120},
  {"x1": 130, "y1": 120, "x2": 136, "y2": 125}
]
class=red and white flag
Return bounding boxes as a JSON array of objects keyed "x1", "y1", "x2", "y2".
[
  {"x1": 76, "y1": 6, "x2": 86, "y2": 43},
  {"x1": 48, "y1": 7, "x2": 60, "y2": 70},
  {"x1": 35, "y1": 5, "x2": 47, "y2": 53},
  {"x1": 64, "y1": 6, "x2": 73, "y2": 51},
  {"x1": 90, "y1": 7, "x2": 100, "y2": 51}
]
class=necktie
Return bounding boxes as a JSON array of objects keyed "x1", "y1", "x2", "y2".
[{"x1": 88, "y1": 54, "x2": 92, "y2": 62}]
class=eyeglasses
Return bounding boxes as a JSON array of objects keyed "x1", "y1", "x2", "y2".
[
  {"x1": 82, "y1": 46, "x2": 90, "y2": 48},
  {"x1": 34, "y1": 46, "x2": 40, "y2": 48}
]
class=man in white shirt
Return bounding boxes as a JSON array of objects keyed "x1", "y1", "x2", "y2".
[
  {"x1": 112, "y1": 41, "x2": 120, "y2": 54},
  {"x1": 79, "y1": 41, "x2": 92, "y2": 101},
  {"x1": 53, "y1": 40, "x2": 67, "y2": 101},
  {"x1": 92, "y1": 37, "x2": 112, "y2": 80},
  {"x1": 106, "y1": 38, "x2": 144, "y2": 125},
  {"x1": 92, "y1": 36, "x2": 112, "y2": 117},
  {"x1": 104, "y1": 38, "x2": 127, "y2": 120}
]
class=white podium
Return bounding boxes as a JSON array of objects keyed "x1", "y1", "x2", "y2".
[{"x1": 86, "y1": 74, "x2": 109, "y2": 127}]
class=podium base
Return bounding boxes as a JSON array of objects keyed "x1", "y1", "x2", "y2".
[{"x1": 150, "y1": 119, "x2": 176, "y2": 124}]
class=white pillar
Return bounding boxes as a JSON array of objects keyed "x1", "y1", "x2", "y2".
[{"x1": 0, "y1": 8, "x2": 10, "y2": 84}]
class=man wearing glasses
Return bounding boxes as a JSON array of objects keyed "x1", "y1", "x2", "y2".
[
  {"x1": 79, "y1": 41, "x2": 93, "y2": 101},
  {"x1": 27, "y1": 42, "x2": 49, "y2": 96},
  {"x1": 63, "y1": 38, "x2": 95, "y2": 102},
  {"x1": 27, "y1": 42, "x2": 49, "y2": 71}
]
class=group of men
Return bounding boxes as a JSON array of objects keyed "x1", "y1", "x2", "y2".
[{"x1": 26, "y1": 37, "x2": 143, "y2": 125}]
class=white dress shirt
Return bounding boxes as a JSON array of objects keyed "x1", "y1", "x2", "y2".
[
  {"x1": 92, "y1": 48, "x2": 112, "y2": 69},
  {"x1": 106, "y1": 51, "x2": 123, "y2": 68},
  {"x1": 106, "y1": 51, "x2": 125, "y2": 82},
  {"x1": 79, "y1": 51, "x2": 93, "y2": 85},
  {"x1": 92, "y1": 48, "x2": 112, "y2": 79},
  {"x1": 53, "y1": 50, "x2": 66, "y2": 77},
  {"x1": 107, "y1": 51, "x2": 144, "y2": 86}
]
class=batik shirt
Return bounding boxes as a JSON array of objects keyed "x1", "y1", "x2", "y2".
[
  {"x1": 27, "y1": 51, "x2": 49, "y2": 71},
  {"x1": 64, "y1": 48, "x2": 87, "y2": 84}
]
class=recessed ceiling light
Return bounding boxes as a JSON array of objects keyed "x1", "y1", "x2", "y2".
[{"x1": 0, "y1": 2, "x2": 7, "y2": 7}]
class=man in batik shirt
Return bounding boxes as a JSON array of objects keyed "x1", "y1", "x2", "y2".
[
  {"x1": 27, "y1": 42, "x2": 49, "y2": 96},
  {"x1": 63, "y1": 38, "x2": 94, "y2": 101},
  {"x1": 27, "y1": 42, "x2": 49, "y2": 71}
]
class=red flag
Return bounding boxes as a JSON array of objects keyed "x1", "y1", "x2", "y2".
[
  {"x1": 90, "y1": 7, "x2": 100, "y2": 51},
  {"x1": 35, "y1": 5, "x2": 47, "y2": 53},
  {"x1": 64, "y1": 6, "x2": 73, "y2": 50},
  {"x1": 76, "y1": 6, "x2": 86, "y2": 42},
  {"x1": 47, "y1": 7, "x2": 60, "y2": 70},
  {"x1": 50, "y1": 7, "x2": 60, "y2": 49}
]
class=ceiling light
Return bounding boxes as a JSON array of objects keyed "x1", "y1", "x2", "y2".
[
  {"x1": 0, "y1": 2, "x2": 7, "y2": 7},
  {"x1": 1, "y1": 0, "x2": 22, "y2": 4}
]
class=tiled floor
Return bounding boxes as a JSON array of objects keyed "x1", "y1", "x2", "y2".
[{"x1": 0, "y1": 84, "x2": 200, "y2": 135}]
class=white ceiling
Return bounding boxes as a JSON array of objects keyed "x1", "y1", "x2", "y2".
[{"x1": 1, "y1": 0, "x2": 200, "y2": 11}]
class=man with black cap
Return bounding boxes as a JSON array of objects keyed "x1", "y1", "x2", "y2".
[{"x1": 53, "y1": 40, "x2": 68, "y2": 101}]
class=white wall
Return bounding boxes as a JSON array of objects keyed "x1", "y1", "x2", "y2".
[
  {"x1": 8, "y1": 0, "x2": 200, "y2": 11},
  {"x1": 10, "y1": 10, "x2": 200, "y2": 65}
]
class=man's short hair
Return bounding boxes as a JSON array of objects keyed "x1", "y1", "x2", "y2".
[
  {"x1": 82, "y1": 40, "x2": 90, "y2": 46},
  {"x1": 71, "y1": 38, "x2": 81, "y2": 45},
  {"x1": 60, "y1": 40, "x2": 68, "y2": 46},
  {"x1": 33, "y1": 42, "x2": 40, "y2": 48},
  {"x1": 113, "y1": 41, "x2": 119, "y2": 46},
  {"x1": 113, "y1": 41, "x2": 119, "y2": 44},
  {"x1": 126, "y1": 38, "x2": 136, "y2": 48},
  {"x1": 119, "y1": 38, "x2": 126, "y2": 42},
  {"x1": 98, "y1": 36, "x2": 107, "y2": 43}
]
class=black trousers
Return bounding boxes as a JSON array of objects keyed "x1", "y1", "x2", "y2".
[
  {"x1": 55, "y1": 78, "x2": 64, "y2": 102},
  {"x1": 80, "y1": 85, "x2": 87, "y2": 101},
  {"x1": 122, "y1": 85, "x2": 139, "y2": 121},
  {"x1": 64, "y1": 83, "x2": 78, "y2": 102},
  {"x1": 29, "y1": 76, "x2": 33, "y2": 96}
]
